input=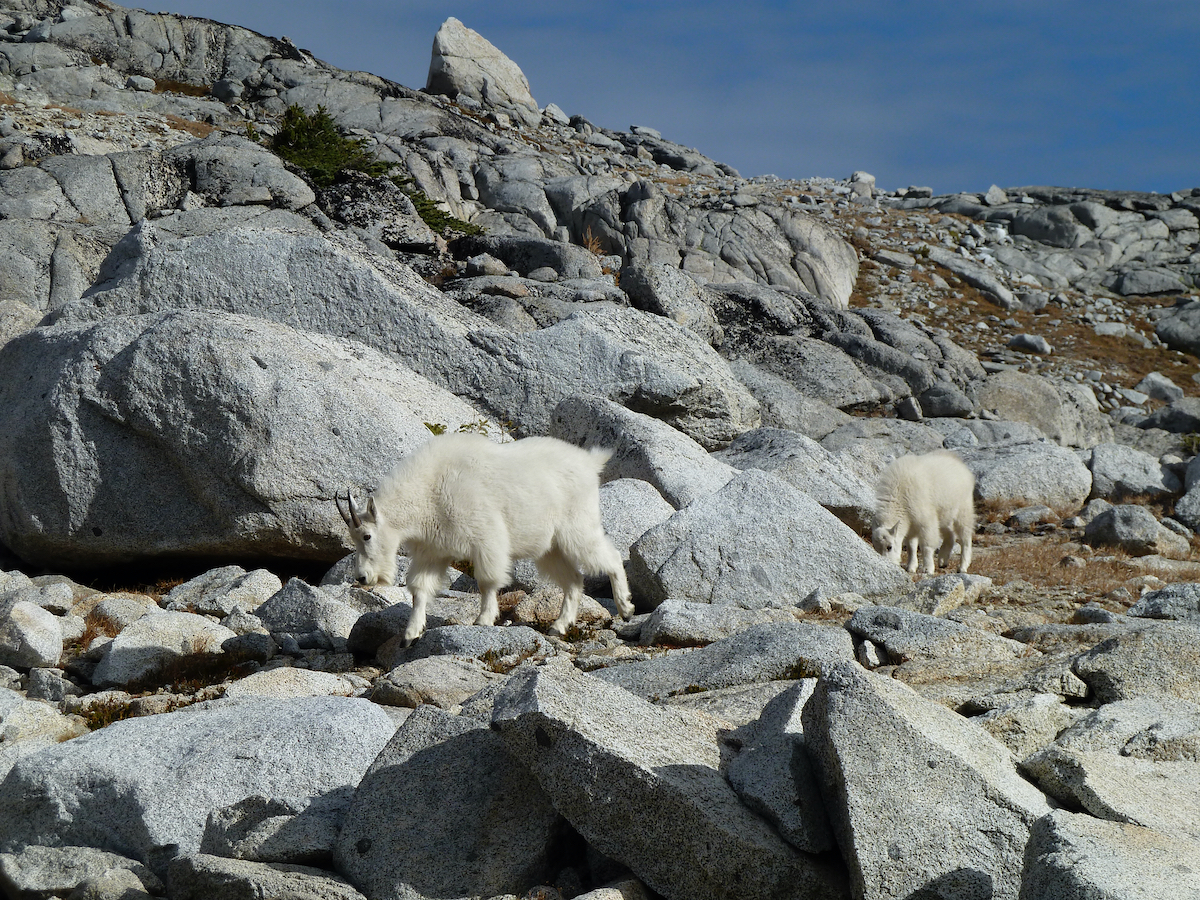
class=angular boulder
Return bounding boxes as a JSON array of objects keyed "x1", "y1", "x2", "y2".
[
  {"x1": 491, "y1": 661, "x2": 850, "y2": 900},
  {"x1": 1019, "y1": 810, "x2": 1200, "y2": 900},
  {"x1": 426, "y1": 17, "x2": 540, "y2": 125},
  {"x1": 1072, "y1": 622, "x2": 1200, "y2": 703},
  {"x1": 334, "y1": 704, "x2": 562, "y2": 900},
  {"x1": 90, "y1": 610, "x2": 237, "y2": 688},
  {"x1": 803, "y1": 662, "x2": 1051, "y2": 900},
  {"x1": 1083, "y1": 504, "x2": 1190, "y2": 559},
  {"x1": 724, "y1": 681, "x2": 834, "y2": 854},
  {"x1": 0, "y1": 598, "x2": 63, "y2": 670},
  {"x1": 959, "y1": 441, "x2": 1092, "y2": 512},
  {"x1": 847, "y1": 606, "x2": 1034, "y2": 664},
  {"x1": 594, "y1": 621, "x2": 855, "y2": 700},
  {"x1": 551, "y1": 396, "x2": 738, "y2": 509},
  {"x1": 1022, "y1": 745, "x2": 1200, "y2": 841},
  {"x1": 714, "y1": 427, "x2": 876, "y2": 531},
  {"x1": 1085, "y1": 442, "x2": 1181, "y2": 501},
  {"x1": 974, "y1": 371, "x2": 1111, "y2": 448},
  {"x1": 474, "y1": 306, "x2": 761, "y2": 450},
  {"x1": 168, "y1": 853, "x2": 367, "y2": 900}
]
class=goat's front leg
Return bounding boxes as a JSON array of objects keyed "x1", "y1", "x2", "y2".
[
  {"x1": 905, "y1": 537, "x2": 920, "y2": 574},
  {"x1": 472, "y1": 536, "x2": 510, "y2": 627},
  {"x1": 920, "y1": 542, "x2": 937, "y2": 575},
  {"x1": 404, "y1": 558, "x2": 449, "y2": 646},
  {"x1": 403, "y1": 589, "x2": 429, "y2": 647}
]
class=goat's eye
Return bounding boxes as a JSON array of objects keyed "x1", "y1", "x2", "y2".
[{"x1": 362, "y1": 533, "x2": 372, "y2": 542}]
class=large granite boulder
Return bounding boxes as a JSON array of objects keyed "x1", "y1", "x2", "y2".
[
  {"x1": 334, "y1": 704, "x2": 562, "y2": 900},
  {"x1": 0, "y1": 309, "x2": 488, "y2": 569},
  {"x1": 628, "y1": 470, "x2": 909, "y2": 609},
  {"x1": 425, "y1": 17, "x2": 540, "y2": 125},
  {"x1": 804, "y1": 662, "x2": 1051, "y2": 900},
  {"x1": 0, "y1": 697, "x2": 397, "y2": 876}
]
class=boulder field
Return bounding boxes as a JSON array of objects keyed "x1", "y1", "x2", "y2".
[{"x1": 1, "y1": 3, "x2": 1199, "y2": 899}]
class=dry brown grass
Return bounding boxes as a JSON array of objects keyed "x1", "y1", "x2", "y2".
[
  {"x1": 164, "y1": 114, "x2": 214, "y2": 138},
  {"x1": 969, "y1": 531, "x2": 1135, "y2": 593},
  {"x1": 78, "y1": 609, "x2": 122, "y2": 646},
  {"x1": 582, "y1": 226, "x2": 604, "y2": 256},
  {"x1": 974, "y1": 497, "x2": 1078, "y2": 526},
  {"x1": 153, "y1": 79, "x2": 210, "y2": 98},
  {"x1": 124, "y1": 647, "x2": 258, "y2": 696}
]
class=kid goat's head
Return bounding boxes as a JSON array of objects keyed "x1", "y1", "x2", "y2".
[
  {"x1": 871, "y1": 523, "x2": 904, "y2": 566},
  {"x1": 336, "y1": 491, "x2": 398, "y2": 587}
]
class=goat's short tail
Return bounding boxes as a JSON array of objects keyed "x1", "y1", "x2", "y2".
[{"x1": 587, "y1": 446, "x2": 615, "y2": 473}]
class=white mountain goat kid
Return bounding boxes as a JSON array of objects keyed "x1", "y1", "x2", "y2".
[
  {"x1": 871, "y1": 450, "x2": 976, "y2": 575},
  {"x1": 336, "y1": 432, "x2": 634, "y2": 645}
]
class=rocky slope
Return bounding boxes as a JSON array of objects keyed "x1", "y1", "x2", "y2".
[{"x1": 1, "y1": 3, "x2": 1200, "y2": 900}]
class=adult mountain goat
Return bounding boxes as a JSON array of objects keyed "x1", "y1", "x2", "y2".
[
  {"x1": 336, "y1": 433, "x2": 634, "y2": 645},
  {"x1": 871, "y1": 450, "x2": 976, "y2": 575}
]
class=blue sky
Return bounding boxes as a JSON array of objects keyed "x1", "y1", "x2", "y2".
[{"x1": 143, "y1": 1, "x2": 1199, "y2": 196}]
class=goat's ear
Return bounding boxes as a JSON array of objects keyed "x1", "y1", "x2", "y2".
[{"x1": 366, "y1": 495, "x2": 378, "y2": 520}]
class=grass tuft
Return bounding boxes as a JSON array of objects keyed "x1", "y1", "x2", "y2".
[{"x1": 81, "y1": 696, "x2": 136, "y2": 731}]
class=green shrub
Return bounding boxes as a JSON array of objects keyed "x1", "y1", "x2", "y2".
[
  {"x1": 393, "y1": 176, "x2": 484, "y2": 237},
  {"x1": 271, "y1": 104, "x2": 388, "y2": 187},
  {"x1": 269, "y1": 104, "x2": 483, "y2": 237},
  {"x1": 271, "y1": 104, "x2": 482, "y2": 237}
]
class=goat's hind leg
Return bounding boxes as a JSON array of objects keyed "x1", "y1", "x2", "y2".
[
  {"x1": 937, "y1": 524, "x2": 957, "y2": 569},
  {"x1": 538, "y1": 548, "x2": 585, "y2": 637},
  {"x1": 957, "y1": 523, "x2": 973, "y2": 573},
  {"x1": 597, "y1": 538, "x2": 633, "y2": 619},
  {"x1": 565, "y1": 531, "x2": 634, "y2": 620}
]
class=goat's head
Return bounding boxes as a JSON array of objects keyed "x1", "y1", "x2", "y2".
[
  {"x1": 336, "y1": 491, "x2": 398, "y2": 587},
  {"x1": 871, "y1": 522, "x2": 903, "y2": 565}
]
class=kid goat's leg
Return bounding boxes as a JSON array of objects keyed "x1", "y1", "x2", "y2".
[
  {"x1": 958, "y1": 525, "x2": 973, "y2": 573},
  {"x1": 538, "y1": 549, "x2": 585, "y2": 636},
  {"x1": 905, "y1": 536, "x2": 920, "y2": 574},
  {"x1": 475, "y1": 583, "x2": 502, "y2": 626},
  {"x1": 938, "y1": 525, "x2": 956, "y2": 568},
  {"x1": 596, "y1": 538, "x2": 633, "y2": 619}
]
